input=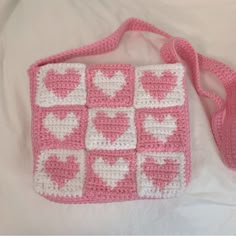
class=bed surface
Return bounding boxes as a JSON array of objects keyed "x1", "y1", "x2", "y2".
[{"x1": 0, "y1": 0, "x2": 236, "y2": 234}]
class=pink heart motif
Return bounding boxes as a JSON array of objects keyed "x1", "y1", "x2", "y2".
[
  {"x1": 45, "y1": 155, "x2": 79, "y2": 188},
  {"x1": 44, "y1": 68, "x2": 80, "y2": 98},
  {"x1": 142, "y1": 157, "x2": 179, "y2": 190},
  {"x1": 141, "y1": 70, "x2": 177, "y2": 101},
  {"x1": 93, "y1": 112, "x2": 129, "y2": 143}
]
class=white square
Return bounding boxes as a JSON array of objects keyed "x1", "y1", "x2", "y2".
[
  {"x1": 137, "y1": 152, "x2": 186, "y2": 198},
  {"x1": 34, "y1": 149, "x2": 85, "y2": 197},
  {"x1": 134, "y1": 63, "x2": 185, "y2": 108},
  {"x1": 35, "y1": 63, "x2": 86, "y2": 107},
  {"x1": 86, "y1": 107, "x2": 136, "y2": 150}
]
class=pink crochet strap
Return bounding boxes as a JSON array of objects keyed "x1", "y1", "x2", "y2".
[
  {"x1": 160, "y1": 37, "x2": 236, "y2": 169},
  {"x1": 29, "y1": 18, "x2": 236, "y2": 170}
]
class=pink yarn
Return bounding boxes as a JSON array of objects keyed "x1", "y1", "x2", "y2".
[
  {"x1": 45, "y1": 155, "x2": 79, "y2": 189},
  {"x1": 141, "y1": 157, "x2": 179, "y2": 191},
  {"x1": 93, "y1": 111, "x2": 129, "y2": 143},
  {"x1": 141, "y1": 71, "x2": 177, "y2": 101},
  {"x1": 28, "y1": 18, "x2": 236, "y2": 204},
  {"x1": 44, "y1": 69, "x2": 81, "y2": 98}
]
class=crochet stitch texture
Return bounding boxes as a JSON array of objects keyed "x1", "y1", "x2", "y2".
[
  {"x1": 32, "y1": 62, "x2": 190, "y2": 203},
  {"x1": 28, "y1": 18, "x2": 236, "y2": 203}
]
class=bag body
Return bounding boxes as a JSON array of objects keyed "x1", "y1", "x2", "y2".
[
  {"x1": 28, "y1": 18, "x2": 236, "y2": 203},
  {"x1": 30, "y1": 61, "x2": 190, "y2": 203}
]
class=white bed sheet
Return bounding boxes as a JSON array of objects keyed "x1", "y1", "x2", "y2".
[{"x1": 0, "y1": 0, "x2": 236, "y2": 234}]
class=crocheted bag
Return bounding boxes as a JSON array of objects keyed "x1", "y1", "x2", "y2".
[{"x1": 28, "y1": 18, "x2": 236, "y2": 204}]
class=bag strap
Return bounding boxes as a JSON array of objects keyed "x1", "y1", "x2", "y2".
[
  {"x1": 161, "y1": 37, "x2": 236, "y2": 170},
  {"x1": 29, "y1": 18, "x2": 236, "y2": 170}
]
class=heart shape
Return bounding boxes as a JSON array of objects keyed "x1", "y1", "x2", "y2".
[
  {"x1": 44, "y1": 68, "x2": 80, "y2": 98},
  {"x1": 93, "y1": 112, "x2": 129, "y2": 143},
  {"x1": 93, "y1": 157, "x2": 129, "y2": 189},
  {"x1": 45, "y1": 155, "x2": 79, "y2": 188},
  {"x1": 141, "y1": 71, "x2": 177, "y2": 101},
  {"x1": 93, "y1": 70, "x2": 126, "y2": 97},
  {"x1": 144, "y1": 114, "x2": 176, "y2": 143},
  {"x1": 43, "y1": 112, "x2": 79, "y2": 141},
  {"x1": 142, "y1": 157, "x2": 179, "y2": 190}
]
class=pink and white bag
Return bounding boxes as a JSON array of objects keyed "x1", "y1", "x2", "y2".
[{"x1": 28, "y1": 18, "x2": 236, "y2": 204}]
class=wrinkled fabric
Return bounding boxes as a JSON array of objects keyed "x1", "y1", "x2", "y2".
[{"x1": 0, "y1": 0, "x2": 236, "y2": 234}]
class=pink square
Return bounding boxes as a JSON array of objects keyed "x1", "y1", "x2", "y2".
[
  {"x1": 84, "y1": 150, "x2": 137, "y2": 201},
  {"x1": 34, "y1": 106, "x2": 87, "y2": 149},
  {"x1": 135, "y1": 107, "x2": 187, "y2": 152},
  {"x1": 86, "y1": 64, "x2": 134, "y2": 107}
]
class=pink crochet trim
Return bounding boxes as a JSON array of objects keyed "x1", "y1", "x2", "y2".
[{"x1": 28, "y1": 18, "x2": 236, "y2": 204}]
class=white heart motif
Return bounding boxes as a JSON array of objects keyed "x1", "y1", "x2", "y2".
[
  {"x1": 92, "y1": 157, "x2": 129, "y2": 189},
  {"x1": 43, "y1": 112, "x2": 79, "y2": 141},
  {"x1": 93, "y1": 70, "x2": 126, "y2": 97},
  {"x1": 144, "y1": 114, "x2": 177, "y2": 143}
]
